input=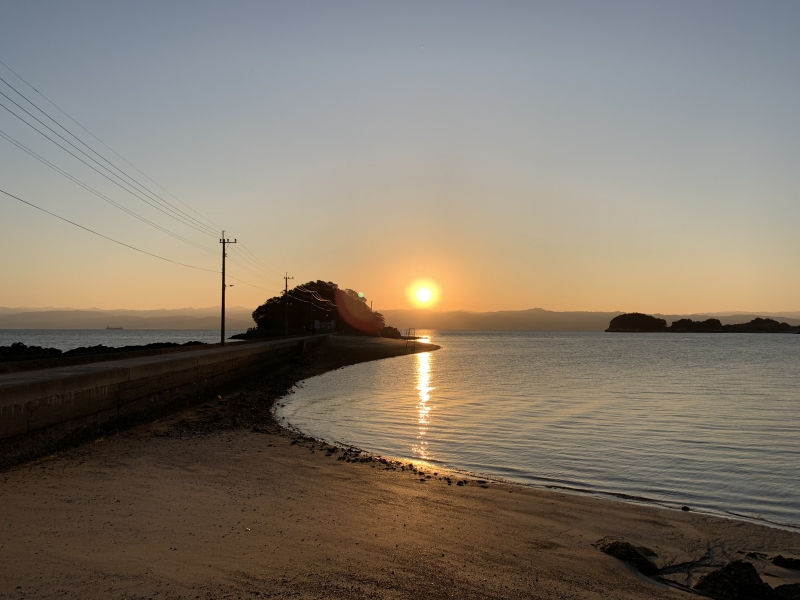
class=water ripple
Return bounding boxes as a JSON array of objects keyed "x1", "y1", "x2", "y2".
[{"x1": 276, "y1": 331, "x2": 800, "y2": 529}]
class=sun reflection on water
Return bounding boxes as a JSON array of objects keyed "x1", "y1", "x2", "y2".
[{"x1": 411, "y1": 351, "x2": 434, "y2": 460}]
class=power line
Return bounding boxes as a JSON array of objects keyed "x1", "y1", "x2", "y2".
[
  {"x1": 295, "y1": 284, "x2": 332, "y2": 298},
  {"x1": 294, "y1": 285, "x2": 336, "y2": 305},
  {"x1": 0, "y1": 99, "x2": 217, "y2": 238},
  {"x1": 0, "y1": 89, "x2": 218, "y2": 237},
  {"x1": 0, "y1": 98, "x2": 285, "y2": 290},
  {"x1": 225, "y1": 273, "x2": 274, "y2": 291},
  {"x1": 0, "y1": 188, "x2": 218, "y2": 273},
  {"x1": 1, "y1": 181, "x2": 278, "y2": 293},
  {"x1": 290, "y1": 286, "x2": 337, "y2": 306},
  {"x1": 0, "y1": 128, "x2": 216, "y2": 255},
  {"x1": 223, "y1": 243, "x2": 285, "y2": 282},
  {"x1": 0, "y1": 72, "x2": 219, "y2": 236},
  {"x1": 0, "y1": 83, "x2": 283, "y2": 274},
  {"x1": 237, "y1": 241, "x2": 283, "y2": 275},
  {"x1": 227, "y1": 253, "x2": 272, "y2": 281},
  {"x1": 0, "y1": 61, "x2": 288, "y2": 296},
  {"x1": 0, "y1": 58, "x2": 221, "y2": 233},
  {"x1": 229, "y1": 244, "x2": 276, "y2": 275},
  {"x1": 286, "y1": 291, "x2": 337, "y2": 309}
]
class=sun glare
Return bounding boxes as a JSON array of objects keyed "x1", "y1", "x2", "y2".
[{"x1": 408, "y1": 279, "x2": 439, "y2": 308}]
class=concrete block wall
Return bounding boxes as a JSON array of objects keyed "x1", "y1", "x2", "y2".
[{"x1": 0, "y1": 336, "x2": 325, "y2": 465}]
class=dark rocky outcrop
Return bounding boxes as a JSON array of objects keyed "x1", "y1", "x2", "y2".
[
  {"x1": 0, "y1": 341, "x2": 205, "y2": 364},
  {"x1": 62, "y1": 341, "x2": 205, "y2": 357},
  {"x1": 0, "y1": 342, "x2": 62, "y2": 362},
  {"x1": 693, "y1": 560, "x2": 779, "y2": 600},
  {"x1": 595, "y1": 540, "x2": 800, "y2": 599},
  {"x1": 773, "y1": 556, "x2": 800, "y2": 570},
  {"x1": 605, "y1": 313, "x2": 668, "y2": 332},
  {"x1": 379, "y1": 326, "x2": 402, "y2": 339},
  {"x1": 598, "y1": 541, "x2": 660, "y2": 577}
]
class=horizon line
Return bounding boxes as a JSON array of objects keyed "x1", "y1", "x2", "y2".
[{"x1": 3, "y1": 305, "x2": 800, "y2": 316}]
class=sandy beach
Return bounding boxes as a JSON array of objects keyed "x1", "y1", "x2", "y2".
[{"x1": 1, "y1": 336, "x2": 799, "y2": 599}]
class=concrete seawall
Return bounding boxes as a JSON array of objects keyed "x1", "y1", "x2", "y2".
[{"x1": 0, "y1": 335, "x2": 326, "y2": 466}]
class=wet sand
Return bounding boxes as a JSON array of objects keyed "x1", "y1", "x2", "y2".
[{"x1": 1, "y1": 336, "x2": 798, "y2": 599}]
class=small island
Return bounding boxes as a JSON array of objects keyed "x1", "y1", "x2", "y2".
[
  {"x1": 606, "y1": 312, "x2": 800, "y2": 333},
  {"x1": 232, "y1": 279, "x2": 403, "y2": 340}
]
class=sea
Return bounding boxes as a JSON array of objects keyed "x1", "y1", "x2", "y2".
[
  {"x1": 276, "y1": 331, "x2": 800, "y2": 530},
  {"x1": 0, "y1": 329, "x2": 245, "y2": 351}
]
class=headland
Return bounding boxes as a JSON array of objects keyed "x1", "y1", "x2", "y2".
[{"x1": 0, "y1": 336, "x2": 798, "y2": 600}]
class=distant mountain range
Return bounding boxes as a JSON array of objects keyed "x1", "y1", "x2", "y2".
[
  {"x1": 0, "y1": 307, "x2": 255, "y2": 330},
  {"x1": 1, "y1": 306, "x2": 798, "y2": 331},
  {"x1": 377, "y1": 308, "x2": 800, "y2": 332}
]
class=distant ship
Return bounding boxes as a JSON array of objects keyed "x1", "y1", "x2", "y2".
[{"x1": 106, "y1": 326, "x2": 123, "y2": 330}]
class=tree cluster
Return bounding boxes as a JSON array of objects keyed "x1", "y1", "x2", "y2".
[
  {"x1": 670, "y1": 318, "x2": 723, "y2": 332},
  {"x1": 250, "y1": 280, "x2": 389, "y2": 337},
  {"x1": 606, "y1": 313, "x2": 668, "y2": 332},
  {"x1": 607, "y1": 313, "x2": 800, "y2": 333}
]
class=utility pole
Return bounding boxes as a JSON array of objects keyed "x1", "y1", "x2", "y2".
[
  {"x1": 220, "y1": 230, "x2": 236, "y2": 346},
  {"x1": 283, "y1": 272, "x2": 294, "y2": 337}
]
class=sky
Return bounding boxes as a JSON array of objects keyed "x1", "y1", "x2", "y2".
[{"x1": 1, "y1": 1, "x2": 798, "y2": 313}]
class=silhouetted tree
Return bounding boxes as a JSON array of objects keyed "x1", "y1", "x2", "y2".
[
  {"x1": 670, "y1": 318, "x2": 722, "y2": 332},
  {"x1": 723, "y1": 317, "x2": 793, "y2": 333},
  {"x1": 606, "y1": 313, "x2": 668, "y2": 332},
  {"x1": 605, "y1": 313, "x2": 799, "y2": 334},
  {"x1": 251, "y1": 280, "x2": 386, "y2": 336}
]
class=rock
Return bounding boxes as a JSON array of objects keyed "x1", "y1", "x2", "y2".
[
  {"x1": 773, "y1": 556, "x2": 800, "y2": 570},
  {"x1": 681, "y1": 506, "x2": 691, "y2": 511},
  {"x1": 775, "y1": 584, "x2": 800, "y2": 600},
  {"x1": 693, "y1": 560, "x2": 779, "y2": 600},
  {"x1": 598, "y1": 541, "x2": 660, "y2": 577},
  {"x1": 0, "y1": 342, "x2": 62, "y2": 363}
]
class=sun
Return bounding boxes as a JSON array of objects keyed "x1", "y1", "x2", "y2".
[{"x1": 408, "y1": 279, "x2": 440, "y2": 308}]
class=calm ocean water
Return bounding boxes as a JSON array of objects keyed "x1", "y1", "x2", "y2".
[
  {"x1": 0, "y1": 329, "x2": 245, "y2": 351},
  {"x1": 276, "y1": 331, "x2": 800, "y2": 529}
]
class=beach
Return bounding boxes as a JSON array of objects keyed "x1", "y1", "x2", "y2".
[{"x1": 1, "y1": 336, "x2": 799, "y2": 599}]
